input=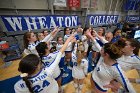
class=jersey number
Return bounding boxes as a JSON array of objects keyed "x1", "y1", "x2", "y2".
[{"x1": 32, "y1": 80, "x2": 50, "y2": 93}]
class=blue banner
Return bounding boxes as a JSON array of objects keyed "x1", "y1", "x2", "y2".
[
  {"x1": 1, "y1": 15, "x2": 79, "y2": 32},
  {"x1": 126, "y1": 15, "x2": 140, "y2": 22},
  {"x1": 87, "y1": 15, "x2": 119, "y2": 26},
  {"x1": 124, "y1": 0, "x2": 140, "y2": 11}
]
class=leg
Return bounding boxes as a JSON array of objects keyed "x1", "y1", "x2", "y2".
[
  {"x1": 78, "y1": 79, "x2": 84, "y2": 93},
  {"x1": 73, "y1": 78, "x2": 79, "y2": 93}
]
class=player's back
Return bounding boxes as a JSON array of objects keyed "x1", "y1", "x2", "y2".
[{"x1": 14, "y1": 69, "x2": 58, "y2": 93}]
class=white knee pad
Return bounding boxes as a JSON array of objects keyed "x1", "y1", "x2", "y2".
[
  {"x1": 79, "y1": 84, "x2": 83, "y2": 90},
  {"x1": 74, "y1": 83, "x2": 78, "y2": 88}
]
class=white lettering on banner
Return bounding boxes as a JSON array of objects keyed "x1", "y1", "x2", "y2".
[
  {"x1": 57, "y1": 17, "x2": 64, "y2": 27},
  {"x1": 71, "y1": 16, "x2": 78, "y2": 26},
  {"x1": 4, "y1": 17, "x2": 22, "y2": 31},
  {"x1": 65, "y1": 17, "x2": 71, "y2": 27},
  {"x1": 50, "y1": 16, "x2": 57, "y2": 28},
  {"x1": 89, "y1": 16, "x2": 93, "y2": 25},
  {"x1": 102, "y1": 16, "x2": 105, "y2": 24},
  {"x1": 98, "y1": 16, "x2": 102, "y2": 25},
  {"x1": 24, "y1": 17, "x2": 37, "y2": 30},
  {"x1": 106, "y1": 16, "x2": 110, "y2": 24},
  {"x1": 88, "y1": 15, "x2": 118, "y2": 25},
  {"x1": 1, "y1": 16, "x2": 79, "y2": 31},
  {"x1": 38, "y1": 17, "x2": 48, "y2": 29},
  {"x1": 129, "y1": 17, "x2": 139, "y2": 21},
  {"x1": 94, "y1": 16, "x2": 98, "y2": 25}
]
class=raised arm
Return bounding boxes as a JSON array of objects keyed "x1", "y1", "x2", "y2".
[
  {"x1": 46, "y1": 34, "x2": 75, "y2": 76},
  {"x1": 93, "y1": 30, "x2": 108, "y2": 44},
  {"x1": 42, "y1": 27, "x2": 59, "y2": 42},
  {"x1": 86, "y1": 31, "x2": 102, "y2": 51}
]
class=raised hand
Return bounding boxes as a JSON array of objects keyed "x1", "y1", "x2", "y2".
[{"x1": 93, "y1": 30, "x2": 98, "y2": 36}]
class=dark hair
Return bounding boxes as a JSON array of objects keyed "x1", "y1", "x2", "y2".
[
  {"x1": 82, "y1": 27, "x2": 89, "y2": 35},
  {"x1": 50, "y1": 46, "x2": 57, "y2": 53},
  {"x1": 42, "y1": 30, "x2": 48, "y2": 34},
  {"x1": 127, "y1": 38, "x2": 140, "y2": 55},
  {"x1": 104, "y1": 43, "x2": 122, "y2": 60},
  {"x1": 23, "y1": 32, "x2": 33, "y2": 49},
  {"x1": 113, "y1": 28, "x2": 121, "y2": 36},
  {"x1": 36, "y1": 42, "x2": 48, "y2": 59},
  {"x1": 99, "y1": 27, "x2": 105, "y2": 36},
  {"x1": 18, "y1": 54, "x2": 40, "y2": 93},
  {"x1": 57, "y1": 36, "x2": 62, "y2": 41},
  {"x1": 114, "y1": 38, "x2": 126, "y2": 49},
  {"x1": 64, "y1": 27, "x2": 70, "y2": 36}
]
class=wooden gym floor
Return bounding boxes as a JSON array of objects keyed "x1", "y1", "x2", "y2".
[{"x1": 0, "y1": 52, "x2": 140, "y2": 93}]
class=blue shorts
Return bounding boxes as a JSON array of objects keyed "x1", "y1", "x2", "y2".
[{"x1": 59, "y1": 57, "x2": 65, "y2": 68}]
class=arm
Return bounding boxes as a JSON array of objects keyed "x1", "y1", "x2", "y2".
[
  {"x1": 115, "y1": 65, "x2": 136, "y2": 93},
  {"x1": 46, "y1": 35, "x2": 75, "y2": 75},
  {"x1": 86, "y1": 31, "x2": 102, "y2": 51},
  {"x1": 42, "y1": 27, "x2": 59, "y2": 42},
  {"x1": 82, "y1": 59, "x2": 88, "y2": 76},
  {"x1": 93, "y1": 30, "x2": 108, "y2": 44}
]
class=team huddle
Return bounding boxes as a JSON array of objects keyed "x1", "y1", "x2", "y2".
[{"x1": 14, "y1": 26, "x2": 140, "y2": 93}]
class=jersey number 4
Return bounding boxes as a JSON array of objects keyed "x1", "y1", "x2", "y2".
[{"x1": 32, "y1": 80, "x2": 50, "y2": 93}]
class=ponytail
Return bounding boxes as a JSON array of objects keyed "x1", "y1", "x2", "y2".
[
  {"x1": 18, "y1": 54, "x2": 40, "y2": 93},
  {"x1": 22, "y1": 76, "x2": 34, "y2": 93},
  {"x1": 36, "y1": 42, "x2": 48, "y2": 65}
]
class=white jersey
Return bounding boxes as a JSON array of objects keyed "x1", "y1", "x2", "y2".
[
  {"x1": 14, "y1": 52, "x2": 63, "y2": 93},
  {"x1": 117, "y1": 54, "x2": 140, "y2": 75},
  {"x1": 42, "y1": 51, "x2": 61, "y2": 79},
  {"x1": 64, "y1": 34, "x2": 70, "y2": 41},
  {"x1": 64, "y1": 35, "x2": 72, "y2": 52},
  {"x1": 71, "y1": 45, "x2": 88, "y2": 79},
  {"x1": 92, "y1": 57, "x2": 136, "y2": 93},
  {"x1": 56, "y1": 44, "x2": 65, "y2": 57},
  {"x1": 24, "y1": 34, "x2": 53, "y2": 55},
  {"x1": 81, "y1": 35, "x2": 89, "y2": 52}
]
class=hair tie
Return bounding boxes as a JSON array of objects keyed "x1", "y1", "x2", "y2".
[{"x1": 20, "y1": 73, "x2": 28, "y2": 77}]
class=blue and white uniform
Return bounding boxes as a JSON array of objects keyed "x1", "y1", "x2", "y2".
[
  {"x1": 90, "y1": 39, "x2": 136, "y2": 93},
  {"x1": 42, "y1": 51, "x2": 61, "y2": 80},
  {"x1": 56, "y1": 44, "x2": 65, "y2": 58},
  {"x1": 92, "y1": 57, "x2": 136, "y2": 93},
  {"x1": 56, "y1": 44, "x2": 65, "y2": 68},
  {"x1": 64, "y1": 35, "x2": 72, "y2": 52},
  {"x1": 14, "y1": 52, "x2": 62, "y2": 93},
  {"x1": 24, "y1": 34, "x2": 53, "y2": 55},
  {"x1": 71, "y1": 44, "x2": 88, "y2": 79},
  {"x1": 117, "y1": 54, "x2": 140, "y2": 83},
  {"x1": 81, "y1": 35, "x2": 89, "y2": 52},
  {"x1": 64, "y1": 34, "x2": 70, "y2": 42},
  {"x1": 117, "y1": 54, "x2": 140, "y2": 72}
]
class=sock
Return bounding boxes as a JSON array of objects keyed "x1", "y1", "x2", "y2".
[{"x1": 79, "y1": 84, "x2": 83, "y2": 90}]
